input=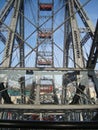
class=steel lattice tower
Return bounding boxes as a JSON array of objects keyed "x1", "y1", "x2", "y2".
[
  {"x1": 36, "y1": 0, "x2": 54, "y2": 68},
  {"x1": 63, "y1": 0, "x2": 95, "y2": 68},
  {"x1": 1, "y1": 0, "x2": 25, "y2": 68},
  {"x1": 0, "y1": 0, "x2": 98, "y2": 123}
]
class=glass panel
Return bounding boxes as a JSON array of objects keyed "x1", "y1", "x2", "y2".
[{"x1": 0, "y1": 69, "x2": 98, "y2": 122}]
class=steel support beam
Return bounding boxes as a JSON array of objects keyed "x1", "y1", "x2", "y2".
[
  {"x1": 64, "y1": 0, "x2": 84, "y2": 68},
  {"x1": 74, "y1": 0, "x2": 95, "y2": 37},
  {"x1": 19, "y1": 0, "x2": 25, "y2": 67},
  {"x1": 87, "y1": 20, "x2": 98, "y2": 69},
  {"x1": 0, "y1": 32, "x2": 6, "y2": 44},
  {"x1": 0, "y1": 0, "x2": 14, "y2": 24},
  {"x1": 2, "y1": 0, "x2": 21, "y2": 67},
  {"x1": 0, "y1": 104, "x2": 97, "y2": 111},
  {"x1": 80, "y1": 33, "x2": 90, "y2": 46},
  {"x1": 0, "y1": 67, "x2": 95, "y2": 71},
  {"x1": 63, "y1": 2, "x2": 71, "y2": 67},
  {"x1": 0, "y1": 120, "x2": 98, "y2": 129}
]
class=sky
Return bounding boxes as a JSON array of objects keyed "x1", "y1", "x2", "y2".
[
  {"x1": 0, "y1": 0, "x2": 98, "y2": 25},
  {"x1": 0, "y1": 0, "x2": 98, "y2": 97},
  {"x1": 0, "y1": 0, "x2": 98, "y2": 69},
  {"x1": 80, "y1": 0, "x2": 98, "y2": 26}
]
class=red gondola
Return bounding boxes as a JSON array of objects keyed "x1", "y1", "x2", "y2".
[
  {"x1": 38, "y1": 32, "x2": 51, "y2": 39},
  {"x1": 37, "y1": 59, "x2": 52, "y2": 65},
  {"x1": 40, "y1": 86, "x2": 53, "y2": 93},
  {"x1": 40, "y1": 4, "x2": 53, "y2": 11}
]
